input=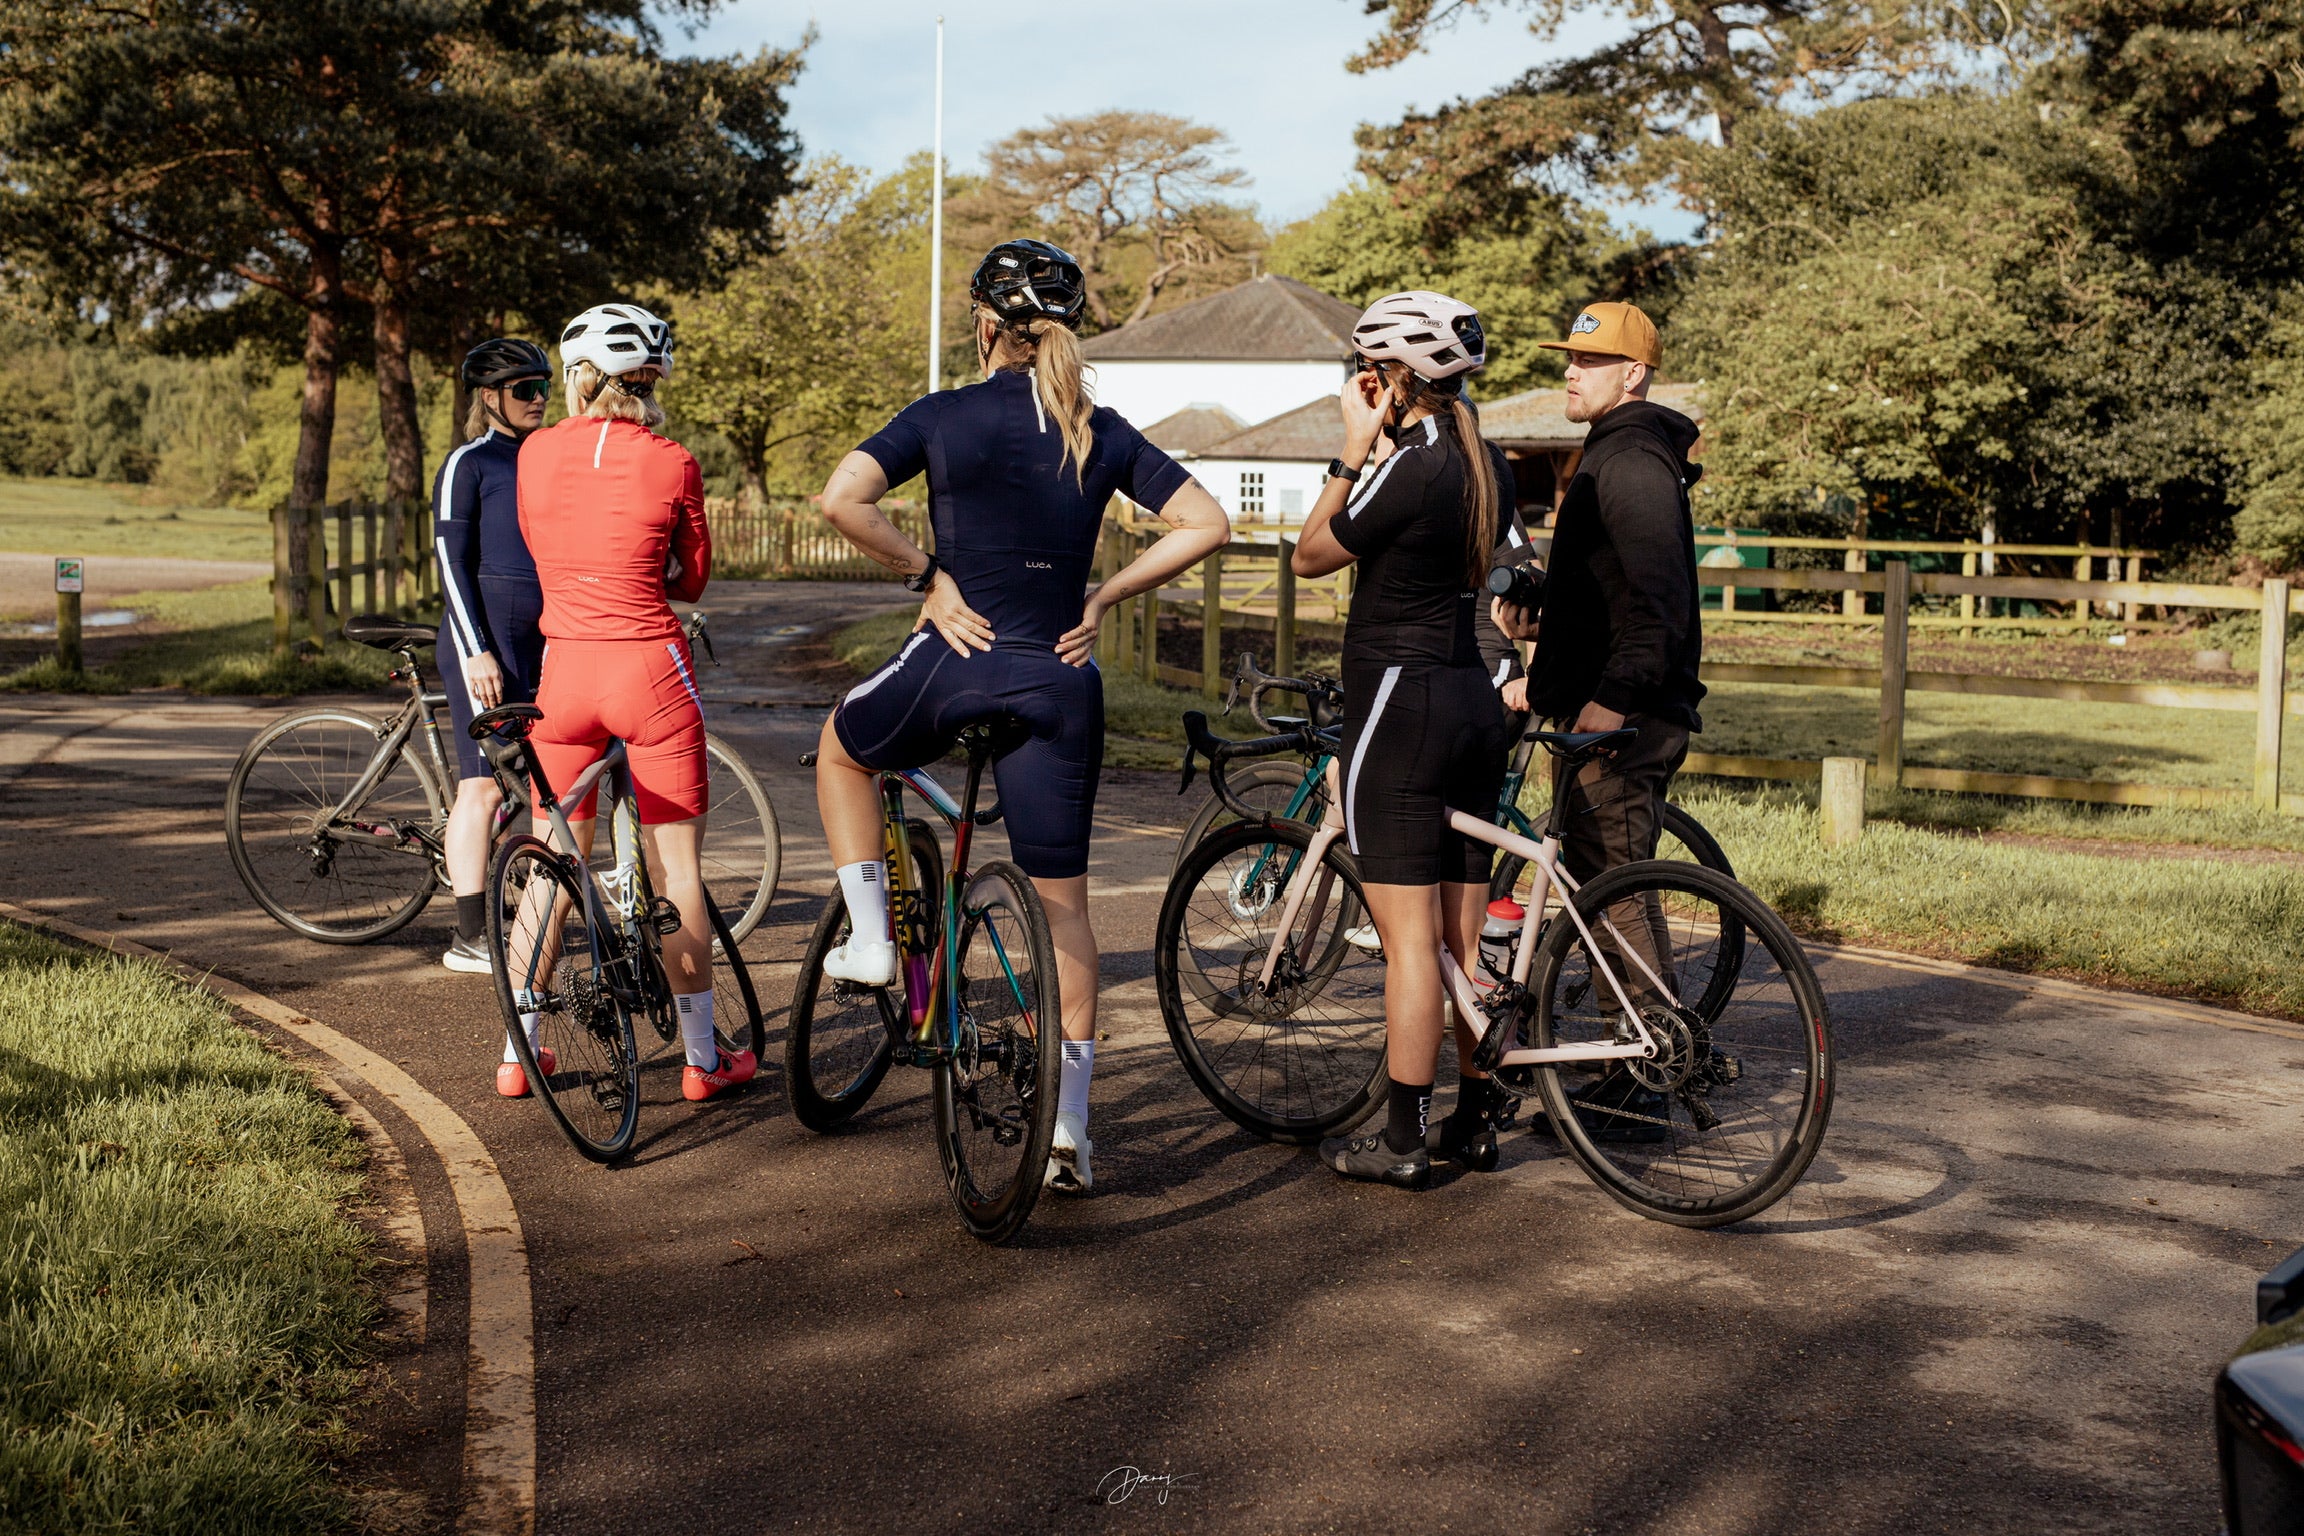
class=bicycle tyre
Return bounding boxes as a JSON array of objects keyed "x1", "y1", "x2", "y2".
[
  {"x1": 705, "y1": 889, "x2": 765, "y2": 1060},
  {"x1": 702, "y1": 734, "x2": 781, "y2": 946},
  {"x1": 226, "y1": 708, "x2": 444, "y2": 944},
  {"x1": 487, "y1": 834, "x2": 641, "y2": 1162},
  {"x1": 1156, "y1": 818, "x2": 1386, "y2": 1143},
  {"x1": 933, "y1": 859, "x2": 1060, "y2": 1243},
  {"x1": 1168, "y1": 759, "x2": 1330, "y2": 875},
  {"x1": 784, "y1": 819, "x2": 940, "y2": 1130},
  {"x1": 1528, "y1": 861, "x2": 1832, "y2": 1228}
]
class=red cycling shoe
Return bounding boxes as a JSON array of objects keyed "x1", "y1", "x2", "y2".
[
  {"x1": 496, "y1": 1047, "x2": 557, "y2": 1099},
  {"x1": 683, "y1": 1048, "x2": 758, "y2": 1102}
]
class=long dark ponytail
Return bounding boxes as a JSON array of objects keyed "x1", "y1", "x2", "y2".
[{"x1": 1402, "y1": 374, "x2": 1501, "y2": 589}]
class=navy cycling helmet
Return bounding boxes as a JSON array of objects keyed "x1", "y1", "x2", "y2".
[
  {"x1": 460, "y1": 337, "x2": 551, "y2": 389},
  {"x1": 970, "y1": 239, "x2": 1088, "y2": 329}
]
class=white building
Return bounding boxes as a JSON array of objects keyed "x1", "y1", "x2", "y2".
[{"x1": 1082, "y1": 274, "x2": 1359, "y2": 433}]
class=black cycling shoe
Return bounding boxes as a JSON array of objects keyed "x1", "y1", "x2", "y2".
[
  {"x1": 1318, "y1": 1131, "x2": 1431, "y2": 1190},
  {"x1": 1532, "y1": 1070, "x2": 1671, "y2": 1144},
  {"x1": 1426, "y1": 1106, "x2": 1500, "y2": 1171}
]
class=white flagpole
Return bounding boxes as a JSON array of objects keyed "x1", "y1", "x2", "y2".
[{"x1": 928, "y1": 16, "x2": 945, "y2": 394}]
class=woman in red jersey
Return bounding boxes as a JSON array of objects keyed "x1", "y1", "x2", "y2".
[{"x1": 509, "y1": 301, "x2": 753, "y2": 1103}]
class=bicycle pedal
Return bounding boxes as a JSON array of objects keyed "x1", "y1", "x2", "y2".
[{"x1": 649, "y1": 897, "x2": 683, "y2": 936}]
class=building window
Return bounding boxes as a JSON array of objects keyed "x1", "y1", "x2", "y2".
[{"x1": 1239, "y1": 471, "x2": 1264, "y2": 517}]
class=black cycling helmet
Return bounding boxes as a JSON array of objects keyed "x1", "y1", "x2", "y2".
[
  {"x1": 969, "y1": 239, "x2": 1088, "y2": 329},
  {"x1": 460, "y1": 337, "x2": 552, "y2": 389}
]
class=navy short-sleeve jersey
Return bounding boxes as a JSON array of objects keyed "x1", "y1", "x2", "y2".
[
  {"x1": 858, "y1": 370, "x2": 1193, "y2": 649},
  {"x1": 1332, "y1": 416, "x2": 1513, "y2": 671}
]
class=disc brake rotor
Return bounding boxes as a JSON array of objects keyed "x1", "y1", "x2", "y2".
[{"x1": 1625, "y1": 1005, "x2": 1700, "y2": 1094}]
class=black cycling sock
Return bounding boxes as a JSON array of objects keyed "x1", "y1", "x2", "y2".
[
  {"x1": 455, "y1": 894, "x2": 485, "y2": 943},
  {"x1": 1384, "y1": 1077, "x2": 1433, "y2": 1155}
]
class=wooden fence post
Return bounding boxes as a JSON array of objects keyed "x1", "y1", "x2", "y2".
[
  {"x1": 1201, "y1": 548, "x2": 1224, "y2": 699},
  {"x1": 305, "y1": 507, "x2": 328, "y2": 640},
  {"x1": 1821, "y1": 757, "x2": 1867, "y2": 845},
  {"x1": 1960, "y1": 550, "x2": 1977, "y2": 637},
  {"x1": 272, "y1": 503, "x2": 294, "y2": 654},
  {"x1": 382, "y1": 504, "x2": 402, "y2": 613},
  {"x1": 56, "y1": 584, "x2": 81, "y2": 674},
  {"x1": 361, "y1": 505, "x2": 378, "y2": 614},
  {"x1": 2256, "y1": 577, "x2": 2291, "y2": 810},
  {"x1": 1877, "y1": 560, "x2": 1910, "y2": 789},
  {"x1": 1276, "y1": 539, "x2": 1298, "y2": 681},
  {"x1": 334, "y1": 504, "x2": 352, "y2": 624},
  {"x1": 1842, "y1": 540, "x2": 1864, "y2": 618}
]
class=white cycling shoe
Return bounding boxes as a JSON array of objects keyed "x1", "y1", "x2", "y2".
[
  {"x1": 823, "y1": 937, "x2": 897, "y2": 987},
  {"x1": 1344, "y1": 923, "x2": 1383, "y2": 955},
  {"x1": 1045, "y1": 1111, "x2": 1094, "y2": 1194}
]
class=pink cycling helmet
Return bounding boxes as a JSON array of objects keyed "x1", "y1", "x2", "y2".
[{"x1": 1351, "y1": 291, "x2": 1487, "y2": 383}]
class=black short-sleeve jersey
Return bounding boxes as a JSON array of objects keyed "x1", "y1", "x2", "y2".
[
  {"x1": 858, "y1": 369, "x2": 1193, "y2": 650},
  {"x1": 1332, "y1": 417, "x2": 1513, "y2": 670}
]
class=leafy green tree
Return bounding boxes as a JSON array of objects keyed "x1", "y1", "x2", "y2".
[
  {"x1": 2229, "y1": 295, "x2": 2304, "y2": 572},
  {"x1": 1264, "y1": 182, "x2": 1619, "y2": 397},
  {"x1": 669, "y1": 159, "x2": 926, "y2": 508}
]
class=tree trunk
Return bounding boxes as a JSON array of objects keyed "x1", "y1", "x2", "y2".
[
  {"x1": 738, "y1": 453, "x2": 767, "y2": 513},
  {"x1": 292, "y1": 284, "x2": 342, "y2": 510},
  {"x1": 373, "y1": 279, "x2": 426, "y2": 504},
  {"x1": 1696, "y1": 3, "x2": 1737, "y2": 146}
]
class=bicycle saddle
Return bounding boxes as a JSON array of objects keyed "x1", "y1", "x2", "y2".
[
  {"x1": 954, "y1": 712, "x2": 1033, "y2": 760},
  {"x1": 1526, "y1": 726, "x2": 1637, "y2": 759},
  {"x1": 342, "y1": 614, "x2": 437, "y2": 651},
  {"x1": 469, "y1": 703, "x2": 543, "y2": 742}
]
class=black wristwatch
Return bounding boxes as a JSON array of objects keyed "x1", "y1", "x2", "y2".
[
  {"x1": 1328, "y1": 457, "x2": 1363, "y2": 483},
  {"x1": 904, "y1": 554, "x2": 942, "y2": 594}
]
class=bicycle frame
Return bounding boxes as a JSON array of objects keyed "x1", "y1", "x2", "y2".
[
  {"x1": 1249, "y1": 761, "x2": 1674, "y2": 1071},
  {"x1": 876, "y1": 756, "x2": 1035, "y2": 1063}
]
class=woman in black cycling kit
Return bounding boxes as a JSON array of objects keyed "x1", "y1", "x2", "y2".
[
  {"x1": 814, "y1": 240, "x2": 1231, "y2": 1194},
  {"x1": 1291, "y1": 291, "x2": 1515, "y2": 1190}
]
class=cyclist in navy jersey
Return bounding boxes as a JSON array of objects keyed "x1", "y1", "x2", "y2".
[
  {"x1": 434, "y1": 339, "x2": 553, "y2": 988},
  {"x1": 814, "y1": 239, "x2": 1231, "y2": 1193},
  {"x1": 1291, "y1": 291, "x2": 1516, "y2": 1191}
]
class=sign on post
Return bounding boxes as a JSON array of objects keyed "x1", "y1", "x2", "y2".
[
  {"x1": 54, "y1": 557, "x2": 83, "y2": 594},
  {"x1": 54, "y1": 557, "x2": 83, "y2": 673}
]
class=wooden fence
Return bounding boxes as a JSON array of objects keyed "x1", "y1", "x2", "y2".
[
  {"x1": 271, "y1": 500, "x2": 437, "y2": 652},
  {"x1": 1105, "y1": 526, "x2": 2300, "y2": 816},
  {"x1": 709, "y1": 498, "x2": 930, "y2": 580},
  {"x1": 1684, "y1": 533, "x2": 2159, "y2": 632}
]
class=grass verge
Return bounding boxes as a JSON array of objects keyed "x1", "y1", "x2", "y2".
[
  {"x1": 3, "y1": 579, "x2": 396, "y2": 696},
  {"x1": 0, "y1": 477, "x2": 270, "y2": 562},
  {"x1": 0, "y1": 922, "x2": 372, "y2": 1533},
  {"x1": 832, "y1": 608, "x2": 1207, "y2": 769}
]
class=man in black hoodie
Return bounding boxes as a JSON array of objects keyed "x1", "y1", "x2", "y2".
[{"x1": 1496, "y1": 301, "x2": 1704, "y2": 934}]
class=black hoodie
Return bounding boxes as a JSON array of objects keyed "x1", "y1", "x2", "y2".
[{"x1": 1527, "y1": 398, "x2": 1706, "y2": 730}]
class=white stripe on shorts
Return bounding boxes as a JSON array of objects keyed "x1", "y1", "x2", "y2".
[
  {"x1": 843, "y1": 632, "x2": 930, "y2": 705},
  {"x1": 666, "y1": 642, "x2": 704, "y2": 712},
  {"x1": 1344, "y1": 665, "x2": 1403, "y2": 858}
]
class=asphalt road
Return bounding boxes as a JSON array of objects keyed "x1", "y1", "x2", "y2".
[{"x1": 2, "y1": 580, "x2": 2293, "y2": 1534}]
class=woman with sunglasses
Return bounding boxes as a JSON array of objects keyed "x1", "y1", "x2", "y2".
[
  {"x1": 434, "y1": 339, "x2": 554, "y2": 995},
  {"x1": 1291, "y1": 292, "x2": 1515, "y2": 1190}
]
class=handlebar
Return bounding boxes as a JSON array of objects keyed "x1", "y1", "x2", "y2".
[
  {"x1": 1178, "y1": 709, "x2": 1329, "y2": 821},
  {"x1": 683, "y1": 610, "x2": 718, "y2": 666},
  {"x1": 1221, "y1": 652, "x2": 1344, "y2": 732}
]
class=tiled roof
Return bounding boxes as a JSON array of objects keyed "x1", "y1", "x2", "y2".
[
  {"x1": 1194, "y1": 396, "x2": 1342, "y2": 462},
  {"x1": 1479, "y1": 381, "x2": 1706, "y2": 449},
  {"x1": 1080, "y1": 274, "x2": 1363, "y2": 362},
  {"x1": 1140, "y1": 403, "x2": 1248, "y2": 457}
]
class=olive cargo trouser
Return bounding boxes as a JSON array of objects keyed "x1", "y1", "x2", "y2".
[{"x1": 1550, "y1": 714, "x2": 1690, "y2": 1006}]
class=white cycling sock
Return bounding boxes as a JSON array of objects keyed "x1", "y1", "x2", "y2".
[
  {"x1": 1058, "y1": 1039, "x2": 1095, "y2": 1128},
  {"x1": 509, "y1": 990, "x2": 542, "y2": 1064},
  {"x1": 837, "y1": 860, "x2": 889, "y2": 945},
  {"x1": 676, "y1": 990, "x2": 718, "y2": 1070}
]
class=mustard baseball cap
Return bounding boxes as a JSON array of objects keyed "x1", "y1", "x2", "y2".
[{"x1": 1538, "y1": 301, "x2": 1661, "y2": 368}]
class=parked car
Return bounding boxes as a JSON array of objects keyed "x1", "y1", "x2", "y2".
[{"x1": 2219, "y1": 1244, "x2": 2304, "y2": 1532}]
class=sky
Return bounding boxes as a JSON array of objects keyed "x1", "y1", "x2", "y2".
[{"x1": 672, "y1": 0, "x2": 1700, "y2": 240}]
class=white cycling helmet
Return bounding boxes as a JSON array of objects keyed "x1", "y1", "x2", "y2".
[
  {"x1": 559, "y1": 302, "x2": 675, "y2": 380},
  {"x1": 1352, "y1": 291, "x2": 1486, "y2": 382}
]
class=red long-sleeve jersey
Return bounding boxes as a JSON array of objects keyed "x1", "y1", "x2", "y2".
[{"x1": 517, "y1": 416, "x2": 711, "y2": 643}]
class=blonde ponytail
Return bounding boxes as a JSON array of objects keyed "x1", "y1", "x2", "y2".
[
  {"x1": 1451, "y1": 395, "x2": 1500, "y2": 589},
  {"x1": 979, "y1": 307, "x2": 1098, "y2": 486}
]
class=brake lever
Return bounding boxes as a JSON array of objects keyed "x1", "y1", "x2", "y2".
[
  {"x1": 686, "y1": 612, "x2": 719, "y2": 667},
  {"x1": 1177, "y1": 741, "x2": 1199, "y2": 796}
]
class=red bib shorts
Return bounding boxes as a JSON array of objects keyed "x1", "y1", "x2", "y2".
[{"x1": 530, "y1": 638, "x2": 707, "y2": 824}]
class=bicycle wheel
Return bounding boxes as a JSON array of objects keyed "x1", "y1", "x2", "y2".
[
  {"x1": 1527, "y1": 861, "x2": 1832, "y2": 1228},
  {"x1": 702, "y1": 735, "x2": 780, "y2": 946},
  {"x1": 487, "y1": 834, "x2": 641, "y2": 1162},
  {"x1": 933, "y1": 859, "x2": 1060, "y2": 1243},
  {"x1": 226, "y1": 709, "x2": 444, "y2": 943},
  {"x1": 785, "y1": 819, "x2": 940, "y2": 1130},
  {"x1": 1167, "y1": 759, "x2": 1329, "y2": 875},
  {"x1": 1155, "y1": 818, "x2": 1386, "y2": 1143},
  {"x1": 705, "y1": 890, "x2": 765, "y2": 1060},
  {"x1": 1488, "y1": 800, "x2": 1733, "y2": 910}
]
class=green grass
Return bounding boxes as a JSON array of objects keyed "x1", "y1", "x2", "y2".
[
  {"x1": 0, "y1": 476, "x2": 270, "y2": 562},
  {"x1": 832, "y1": 608, "x2": 1207, "y2": 769},
  {"x1": 0, "y1": 923, "x2": 372, "y2": 1534},
  {"x1": 4, "y1": 579, "x2": 396, "y2": 696}
]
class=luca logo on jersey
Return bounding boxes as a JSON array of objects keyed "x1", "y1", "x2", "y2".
[{"x1": 1024, "y1": 560, "x2": 1053, "y2": 570}]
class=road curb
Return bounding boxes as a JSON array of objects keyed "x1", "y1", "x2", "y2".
[{"x1": 0, "y1": 902, "x2": 536, "y2": 1536}]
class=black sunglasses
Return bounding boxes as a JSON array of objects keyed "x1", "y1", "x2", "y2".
[{"x1": 504, "y1": 378, "x2": 550, "y2": 403}]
